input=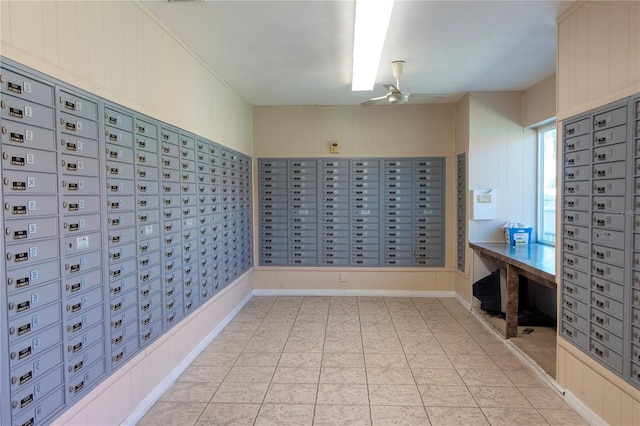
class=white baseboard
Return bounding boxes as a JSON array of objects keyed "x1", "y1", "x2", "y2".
[
  {"x1": 454, "y1": 292, "x2": 472, "y2": 311},
  {"x1": 121, "y1": 291, "x2": 253, "y2": 426},
  {"x1": 251, "y1": 289, "x2": 456, "y2": 298},
  {"x1": 564, "y1": 389, "x2": 607, "y2": 426}
]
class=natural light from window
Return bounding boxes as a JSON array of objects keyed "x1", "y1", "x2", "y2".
[{"x1": 539, "y1": 125, "x2": 557, "y2": 245}]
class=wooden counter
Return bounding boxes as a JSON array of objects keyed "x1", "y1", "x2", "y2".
[{"x1": 469, "y1": 242, "x2": 557, "y2": 338}]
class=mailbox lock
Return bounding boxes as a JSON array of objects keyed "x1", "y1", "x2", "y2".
[
  {"x1": 1, "y1": 101, "x2": 6, "y2": 109},
  {"x1": 60, "y1": 118, "x2": 65, "y2": 125},
  {"x1": 7, "y1": 253, "x2": 13, "y2": 260},
  {"x1": 2, "y1": 152, "x2": 8, "y2": 160},
  {"x1": 11, "y1": 376, "x2": 17, "y2": 384},
  {"x1": 4, "y1": 202, "x2": 10, "y2": 210},
  {"x1": 8, "y1": 302, "x2": 14, "y2": 310},
  {"x1": 7, "y1": 278, "x2": 14, "y2": 286},
  {"x1": 1, "y1": 127, "x2": 6, "y2": 134},
  {"x1": 5, "y1": 227, "x2": 11, "y2": 235},
  {"x1": 61, "y1": 160, "x2": 66, "y2": 167},
  {"x1": 0, "y1": 75, "x2": 5, "y2": 83},
  {"x1": 4, "y1": 177, "x2": 9, "y2": 185}
]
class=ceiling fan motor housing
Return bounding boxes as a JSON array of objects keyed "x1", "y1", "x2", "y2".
[{"x1": 389, "y1": 92, "x2": 409, "y2": 104}]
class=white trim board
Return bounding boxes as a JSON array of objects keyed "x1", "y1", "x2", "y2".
[
  {"x1": 121, "y1": 291, "x2": 253, "y2": 426},
  {"x1": 251, "y1": 289, "x2": 456, "y2": 298},
  {"x1": 563, "y1": 390, "x2": 607, "y2": 426}
]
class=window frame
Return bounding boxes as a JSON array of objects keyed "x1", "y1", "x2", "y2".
[{"x1": 537, "y1": 122, "x2": 557, "y2": 247}]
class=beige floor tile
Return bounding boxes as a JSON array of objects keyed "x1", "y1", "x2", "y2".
[
  {"x1": 360, "y1": 320, "x2": 397, "y2": 333},
  {"x1": 478, "y1": 341, "x2": 514, "y2": 357},
  {"x1": 448, "y1": 354, "x2": 499, "y2": 370},
  {"x1": 314, "y1": 404, "x2": 371, "y2": 425},
  {"x1": 411, "y1": 368, "x2": 464, "y2": 386},
  {"x1": 538, "y1": 408, "x2": 589, "y2": 425},
  {"x1": 292, "y1": 321, "x2": 327, "y2": 333},
  {"x1": 278, "y1": 352, "x2": 323, "y2": 368},
  {"x1": 214, "y1": 329, "x2": 255, "y2": 342},
  {"x1": 370, "y1": 405, "x2": 430, "y2": 426},
  {"x1": 456, "y1": 368, "x2": 514, "y2": 387},
  {"x1": 263, "y1": 383, "x2": 318, "y2": 404},
  {"x1": 211, "y1": 382, "x2": 269, "y2": 403},
  {"x1": 323, "y1": 336, "x2": 364, "y2": 353},
  {"x1": 223, "y1": 321, "x2": 261, "y2": 333},
  {"x1": 438, "y1": 339, "x2": 484, "y2": 355},
  {"x1": 255, "y1": 404, "x2": 315, "y2": 426},
  {"x1": 418, "y1": 384, "x2": 477, "y2": 407},
  {"x1": 366, "y1": 367, "x2": 415, "y2": 384},
  {"x1": 224, "y1": 366, "x2": 276, "y2": 383},
  {"x1": 405, "y1": 354, "x2": 453, "y2": 370},
  {"x1": 178, "y1": 365, "x2": 233, "y2": 383},
  {"x1": 272, "y1": 366, "x2": 320, "y2": 383},
  {"x1": 401, "y1": 338, "x2": 445, "y2": 355},
  {"x1": 368, "y1": 384, "x2": 422, "y2": 406},
  {"x1": 467, "y1": 386, "x2": 533, "y2": 408},
  {"x1": 425, "y1": 407, "x2": 489, "y2": 426},
  {"x1": 502, "y1": 368, "x2": 550, "y2": 387},
  {"x1": 204, "y1": 340, "x2": 249, "y2": 353},
  {"x1": 364, "y1": 352, "x2": 409, "y2": 368},
  {"x1": 320, "y1": 367, "x2": 367, "y2": 384},
  {"x1": 191, "y1": 351, "x2": 240, "y2": 367},
  {"x1": 254, "y1": 322, "x2": 294, "y2": 334},
  {"x1": 160, "y1": 382, "x2": 219, "y2": 402},
  {"x1": 195, "y1": 402, "x2": 260, "y2": 425},
  {"x1": 137, "y1": 402, "x2": 206, "y2": 426},
  {"x1": 284, "y1": 337, "x2": 324, "y2": 353},
  {"x1": 322, "y1": 352, "x2": 365, "y2": 368},
  {"x1": 317, "y1": 384, "x2": 370, "y2": 405},
  {"x1": 243, "y1": 337, "x2": 288, "y2": 353},
  {"x1": 289, "y1": 330, "x2": 326, "y2": 340},
  {"x1": 520, "y1": 387, "x2": 569, "y2": 409},
  {"x1": 234, "y1": 352, "x2": 281, "y2": 367},
  {"x1": 490, "y1": 354, "x2": 529, "y2": 370},
  {"x1": 481, "y1": 407, "x2": 547, "y2": 425}
]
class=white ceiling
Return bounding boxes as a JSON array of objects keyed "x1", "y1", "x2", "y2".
[{"x1": 143, "y1": 0, "x2": 574, "y2": 106}]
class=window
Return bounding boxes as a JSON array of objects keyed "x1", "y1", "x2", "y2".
[{"x1": 538, "y1": 123, "x2": 557, "y2": 245}]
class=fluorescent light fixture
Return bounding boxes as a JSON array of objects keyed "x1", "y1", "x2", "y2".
[{"x1": 351, "y1": 0, "x2": 394, "y2": 91}]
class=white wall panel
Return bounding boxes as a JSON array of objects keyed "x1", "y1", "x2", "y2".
[{"x1": 557, "y1": 1, "x2": 640, "y2": 119}]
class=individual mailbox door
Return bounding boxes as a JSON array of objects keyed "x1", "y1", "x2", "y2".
[
  {"x1": 58, "y1": 111, "x2": 98, "y2": 140},
  {"x1": 7, "y1": 280, "x2": 61, "y2": 319},
  {"x1": 65, "y1": 267, "x2": 103, "y2": 298},
  {"x1": 5, "y1": 216, "x2": 59, "y2": 242},
  {"x1": 67, "y1": 357, "x2": 106, "y2": 402},
  {"x1": 5, "y1": 237, "x2": 59, "y2": 268},
  {"x1": 6, "y1": 259, "x2": 60, "y2": 294},
  {"x1": 2, "y1": 120, "x2": 56, "y2": 151},
  {"x1": 58, "y1": 90, "x2": 98, "y2": 121},
  {"x1": 8, "y1": 302, "x2": 61, "y2": 344},
  {"x1": 1, "y1": 95, "x2": 55, "y2": 129},
  {"x1": 2, "y1": 145, "x2": 57, "y2": 173},
  {"x1": 3, "y1": 170, "x2": 57, "y2": 194},
  {"x1": 105, "y1": 143, "x2": 134, "y2": 163}
]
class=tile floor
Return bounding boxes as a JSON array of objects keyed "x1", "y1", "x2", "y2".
[{"x1": 137, "y1": 296, "x2": 586, "y2": 425}]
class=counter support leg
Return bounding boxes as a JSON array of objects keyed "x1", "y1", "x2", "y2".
[{"x1": 505, "y1": 264, "x2": 519, "y2": 338}]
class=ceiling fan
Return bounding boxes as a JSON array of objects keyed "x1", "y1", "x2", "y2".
[{"x1": 361, "y1": 61, "x2": 447, "y2": 106}]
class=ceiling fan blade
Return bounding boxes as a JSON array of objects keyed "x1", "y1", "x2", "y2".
[
  {"x1": 408, "y1": 93, "x2": 448, "y2": 99},
  {"x1": 383, "y1": 84, "x2": 401, "y2": 93},
  {"x1": 361, "y1": 96, "x2": 388, "y2": 107}
]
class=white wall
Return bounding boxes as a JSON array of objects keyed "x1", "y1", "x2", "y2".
[
  {"x1": 524, "y1": 73, "x2": 556, "y2": 127},
  {"x1": 468, "y1": 92, "x2": 537, "y2": 244},
  {"x1": 1, "y1": 1, "x2": 254, "y2": 424},
  {"x1": 252, "y1": 104, "x2": 458, "y2": 293}
]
